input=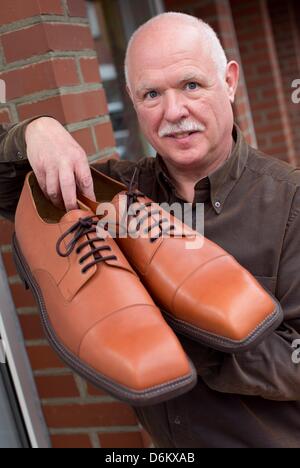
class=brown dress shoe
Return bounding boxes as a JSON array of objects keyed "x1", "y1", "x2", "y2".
[
  {"x1": 12, "y1": 173, "x2": 197, "y2": 405},
  {"x1": 79, "y1": 167, "x2": 283, "y2": 353}
]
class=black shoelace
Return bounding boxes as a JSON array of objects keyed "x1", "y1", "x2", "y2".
[
  {"x1": 56, "y1": 216, "x2": 117, "y2": 274},
  {"x1": 123, "y1": 168, "x2": 176, "y2": 243}
]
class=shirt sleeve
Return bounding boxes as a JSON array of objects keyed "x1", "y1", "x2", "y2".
[
  {"x1": 0, "y1": 116, "x2": 51, "y2": 220},
  {"x1": 201, "y1": 186, "x2": 300, "y2": 401},
  {"x1": 0, "y1": 117, "x2": 46, "y2": 162}
]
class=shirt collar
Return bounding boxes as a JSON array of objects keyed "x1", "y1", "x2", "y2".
[{"x1": 155, "y1": 124, "x2": 249, "y2": 213}]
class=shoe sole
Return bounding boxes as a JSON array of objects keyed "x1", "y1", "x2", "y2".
[
  {"x1": 161, "y1": 299, "x2": 283, "y2": 353},
  {"x1": 12, "y1": 233, "x2": 197, "y2": 406}
]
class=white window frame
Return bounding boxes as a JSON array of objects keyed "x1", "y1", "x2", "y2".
[{"x1": 0, "y1": 253, "x2": 50, "y2": 448}]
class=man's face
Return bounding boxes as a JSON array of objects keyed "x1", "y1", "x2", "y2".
[{"x1": 127, "y1": 24, "x2": 238, "y2": 169}]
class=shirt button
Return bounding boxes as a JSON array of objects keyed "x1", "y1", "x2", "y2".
[
  {"x1": 17, "y1": 151, "x2": 23, "y2": 160},
  {"x1": 214, "y1": 201, "x2": 221, "y2": 209}
]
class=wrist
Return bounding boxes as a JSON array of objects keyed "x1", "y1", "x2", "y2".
[{"x1": 25, "y1": 116, "x2": 58, "y2": 145}]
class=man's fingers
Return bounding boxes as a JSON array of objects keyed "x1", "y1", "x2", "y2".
[
  {"x1": 75, "y1": 160, "x2": 96, "y2": 201},
  {"x1": 35, "y1": 172, "x2": 48, "y2": 198},
  {"x1": 45, "y1": 169, "x2": 64, "y2": 208},
  {"x1": 59, "y1": 167, "x2": 78, "y2": 212}
]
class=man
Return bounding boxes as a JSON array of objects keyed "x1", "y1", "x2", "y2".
[{"x1": 1, "y1": 13, "x2": 300, "y2": 448}]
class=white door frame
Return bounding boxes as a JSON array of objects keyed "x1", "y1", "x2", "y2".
[{"x1": 0, "y1": 253, "x2": 50, "y2": 448}]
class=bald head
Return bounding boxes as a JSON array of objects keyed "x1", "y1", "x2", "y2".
[{"x1": 124, "y1": 12, "x2": 228, "y2": 93}]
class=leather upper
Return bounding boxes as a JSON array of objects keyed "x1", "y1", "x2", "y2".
[
  {"x1": 78, "y1": 167, "x2": 280, "y2": 346},
  {"x1": 15, "y1": 173, "x2": 192, "y2": 390}
]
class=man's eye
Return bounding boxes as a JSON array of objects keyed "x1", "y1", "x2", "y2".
[
  {"x1": 186, "y1": 82, "x2": 199, "y2": 90},
  {"x1": 145, "y1": 90, "x2": 158, "y2": 99}
]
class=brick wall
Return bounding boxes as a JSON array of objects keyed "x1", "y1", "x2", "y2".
[
  {"x1": 0, "y1": 0, "x2": 144, "y2": 449},
  {"x1": 268, "y1": 0, "x2": 300, "y2": 157},
  {"x1": 230, "y1": 0, "x2": 297, "y2": 164}
]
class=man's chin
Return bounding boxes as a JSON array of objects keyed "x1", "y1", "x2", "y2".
[{"x1": 163, "y1": 152, "x2": 208, "y2": 169}]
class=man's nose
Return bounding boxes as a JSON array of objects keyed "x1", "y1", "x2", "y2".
[{"x1": 163, "y1": 90, "x2": 189, "y2": 122}]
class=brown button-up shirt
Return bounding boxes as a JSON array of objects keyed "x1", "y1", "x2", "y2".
[{"x1": 0, "y1": 120, "x2": 300, "y2": 447}]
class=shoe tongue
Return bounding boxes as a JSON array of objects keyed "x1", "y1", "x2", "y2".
[{"x1": 59, "y1": 209, "x2": 94, "y2": 225}]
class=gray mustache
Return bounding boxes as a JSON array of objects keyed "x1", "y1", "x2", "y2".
[{"x1": 159, "y1": 121, "x2": 205, "y2": 138}]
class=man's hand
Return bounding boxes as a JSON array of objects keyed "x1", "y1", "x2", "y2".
[{"x1": 25, "y1": 117, "x2": 96, "y2": 211}]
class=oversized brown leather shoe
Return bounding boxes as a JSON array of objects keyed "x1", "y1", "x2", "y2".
[
  {"x1": 79, "y1": 167, "x2": 283, "y2": 353},
  {"x1": 12, "y1": 172, "x2": 197, "y2": 405}
]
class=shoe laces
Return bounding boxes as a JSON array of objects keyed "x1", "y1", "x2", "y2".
[
  {"x1": 122, "y1": 168, "x2": 177, "y2": 243},
  {"x1": 56, "y1": 216, "x2": 117, "y2": 274}
]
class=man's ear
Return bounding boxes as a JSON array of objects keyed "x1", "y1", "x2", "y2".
[{"x1": 225, "y1": 61, "x2": 239, "y2": 104}]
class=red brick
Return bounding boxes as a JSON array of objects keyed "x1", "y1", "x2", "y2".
[
  {"x1": 251, "y1": 100, "x2": 279, "y2": 112},
  {"x1": 0, "y1": 0, "x2": 63, "y2": 26},
  {"x1": 19, "y1": 314, "x2": 45, "y2": 341},
  {"x1": 86, "y1": 383, "x2": 108, "y2": 397},
  {"x1": 1, "y1": 59, "x2": 79, "y2": 100},
  {"x1": 35, "y1": 374, "x2": 80, "y2": 399},
  {"x1": 0, "y1": 218, "x2": 14, "y2": 244},
  {"x1": 247, "y1": 76, "x2": 274, "y2": 88},
  {"x1": 194, "y1": 4, "x2": 218, "y2": 20},
  {"x1": 26, "y1": 345, "x2": 66, "y2": 370},
  {"x1": 94, "y1": 121, "x2": 115, "y2": 150},
  {"x1": 67, "y1": 0, "x2": 87, "y2": 18},
  {"x1": 99, "y1": 432, "x2": 144, "y2": 448},
  {"x1": 71, "y1": 127, "x2": 95, "y2": 156},
  {"x1": 10, "y1": 283, "x2": 36, "y2": 308},
  {"x1": 51, "y1": 434, "x2": 92, "y2": 449},
  {"x1": 2, "y1": 23, "x2": 94, "y2": 63},
  {"x1": 18, "y1": 89, "x2": 108, "y2": 124},
  {"x1": 164, "y1": 0, "x2": 188, "y2": 7},
  {"x1": 80, "y1": 58, "x2": 101, "y2": 84},
  {"x1": 0, "y1": 109, "x2": 11, "y2": 123},
  {"x1": 43, "y1": 402, "x2": 137, "y2": 428},
  {"x1": 271, "y1": 134, "x2": 288, "y2": 145},
  {"x1": 255, "y1": 123, "x2": 284, "y2": 134},
  {"x1": 230, "y1": 2, "x2": 260, "y2": 17}
]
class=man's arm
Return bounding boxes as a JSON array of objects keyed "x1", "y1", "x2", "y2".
[
  {"x1": 0, "y1": 117, "x2": 136, "y2": 220},
  {"x1": 0, "y1": 119, "x2": 35, "y2": 220},
  {"x1": 0, "y1": 118, "x2": 36, "y2": 163},
  {"x1": 0, "y1": 117, "x2": 96, "y2": 217},
  {"x1": 201, "y1": 186, "x2": 300, "y2": 401}
]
